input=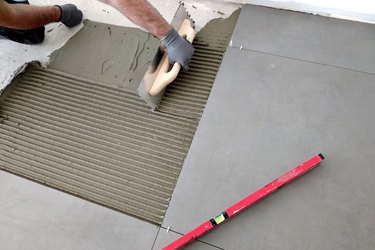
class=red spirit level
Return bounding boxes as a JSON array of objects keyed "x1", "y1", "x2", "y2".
[{"x1": 163, "y1": 154, "x2": 324, "y2": 250}]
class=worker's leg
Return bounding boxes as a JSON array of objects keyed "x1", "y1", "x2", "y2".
[{"x1": 0, "y1": 0, "x2": 45, "y2": 44}]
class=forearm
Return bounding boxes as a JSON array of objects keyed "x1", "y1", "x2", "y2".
[
  {"x1": 101, "y1": 0, "x2": 172, "y2": 39},
  {"x1": 0, "y1": 2, "x2": 61, "y2": 29}
]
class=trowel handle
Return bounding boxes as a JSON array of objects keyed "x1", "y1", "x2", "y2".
[{"x1": 148, "y1": 19, "x2": 196, "y2": 96}]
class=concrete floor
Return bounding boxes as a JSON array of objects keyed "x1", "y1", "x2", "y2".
[{"x1": 1, "y1": 3, "x2": 375, "y2": 250}]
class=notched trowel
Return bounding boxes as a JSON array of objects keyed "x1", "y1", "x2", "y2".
[{"x1": 137, "y1": 2, "x2": 196, "y2": 110}]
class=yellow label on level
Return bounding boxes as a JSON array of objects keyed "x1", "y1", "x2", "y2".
[{"x1": 214, "y1": 213, "x2": 226, "y2": 224}]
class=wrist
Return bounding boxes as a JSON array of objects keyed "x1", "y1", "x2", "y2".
[
  {"x1": 54, "y1": 5, "x2": 62, "y2": 22},
  {"x1": 161, "y1": 27, "x2": 180, "y2": 48},
  {"x1": 157, "y1": 25, "x2": 173, "y2": 40}
]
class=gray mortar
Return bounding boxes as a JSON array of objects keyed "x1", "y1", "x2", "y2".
[
  {"x1": 157, "y1": 9, "x2": 241, "y2": 118},
  {"x1": 48, "y1": 20, "x2": 159, "y2": 91},
  {"x1": 195, "y1": 8, "x2": 240, "y2": 47},
  {"x1": 0, "y1": 12, "x2": 240, "y2": 225}
]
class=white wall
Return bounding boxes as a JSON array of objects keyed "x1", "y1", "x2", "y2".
[{"x1": 219, "y1": 0, "x2": 375, "y2": 23}]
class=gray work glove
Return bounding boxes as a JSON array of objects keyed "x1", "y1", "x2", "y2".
[
  {"x1": 57, "y1": 4, "x2": 83, "y2": 28},
  {"x1": 161, "y1": 28, "x2": 194, "y2": 71}
]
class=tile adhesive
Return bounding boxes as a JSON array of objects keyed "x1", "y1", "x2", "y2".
[{"x1": 0, "y1": 10, "x2": 240, "y2": 225}]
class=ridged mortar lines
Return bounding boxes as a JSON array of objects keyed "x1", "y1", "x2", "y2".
[
  {"x1": 157, "y1": 32, "x2": 233, "y2": 118},
  {"x1": 0, "y1": 11, "x2": 239, "y2": 225},
  {"x1": 0, "y1": 151, "x2": 164, "y2": 223},
  {"x1": 0, "y1": 140, "x2": 168, "y2": 212},
  {"x1": 0, "y1": 117, "x2": 178, "y2": 188},
  {"x1": 5, "y1": 92, "x2": 185, "y2": 165},
  {"x1": 4, "y1": 106, "x2": 184, "y2": 178},
  {"x1": 23, "y1": 68, "x2": 197, "y2": 133},
  {"x1": 13, "y1": 75, "x2": 195, "y2": 139},
  {"x1": 0, "y1": 65, "x2": 197, "y2": 225},
  {"x1": 5, "y1": 73, "x2": 191, "y2": 169},
  {"x1": 156, "y1": 9, "x2": 241, "y2": 118},
  {"x1": 0, "y1": 142, "x2": 170, "y2": 212}
]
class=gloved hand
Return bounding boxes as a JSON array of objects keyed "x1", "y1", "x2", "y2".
[
  {"x1": 57, "y1": 4, "x2": 83, "y2": 28},
  {"x1": 161, "y1": 28, "x2": 194, "y2": 71}
]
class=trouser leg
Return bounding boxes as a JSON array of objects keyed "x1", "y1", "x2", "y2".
[{"x1": 0, "y1": 0, "x2": 45, "y2": 44}]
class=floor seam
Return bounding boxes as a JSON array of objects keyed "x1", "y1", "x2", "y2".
[
  {"x1": 151, "y1": 226, "x2": 161, "y2": 250},
  {"x1": 159, "y1": 226, "x2": 225, "y2": 249},
  {"x1": 231, "y1": 46, "x2": 375, "y2": 76}
]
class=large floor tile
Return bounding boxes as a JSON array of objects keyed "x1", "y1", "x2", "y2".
[
  {"x1": 153, "y1": 228, "x2": 223, "y2": 250},
  {"x1": 231, "y1": 5, "x2": 375, "y2": 74},
  {"x1": 0, "y1": 171, "x2": 159, "y2": 250},
  {"x1": 162, "y1": 47, "x2": 375, "y2": 249}
]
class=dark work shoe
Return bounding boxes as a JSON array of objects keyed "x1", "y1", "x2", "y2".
[
  {"x1": 5, "y1": 0, "x2": 29, "y2": 4},
  {"x1": 1, "y1": 0, "x2": 45, "y2": 44},
  {"x1": 0, "y1": 26, "x2": 45, "y2": 44}
]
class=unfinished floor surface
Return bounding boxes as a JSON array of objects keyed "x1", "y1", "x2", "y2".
[
  {"x1": 0, "y1": 16, "x2": 239, "y2": 225},
  {"x1": 0, "y1": 65, "x2": 198, "y2": 225}
]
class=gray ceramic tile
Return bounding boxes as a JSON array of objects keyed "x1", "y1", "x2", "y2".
[
  {"x1": 0, "y1": 171, "x2": 159, "y2": 250},
  {"x1": 153, "y1": 228, "x2": 223, "y2": 250},
  {"x1": 231, "y1": 5, "x2": 375, "y2": 74},
  {"x1": 162, "y1": 47, "x2": 375, "y2": 249}
]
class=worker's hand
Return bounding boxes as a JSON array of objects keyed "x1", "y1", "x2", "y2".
[
  {"x1": 161, "y1": 28, "x2": 194, "y2": 71},
  {"x1": 57, "y1": 4, "x2": 83, "y2": 28}
]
